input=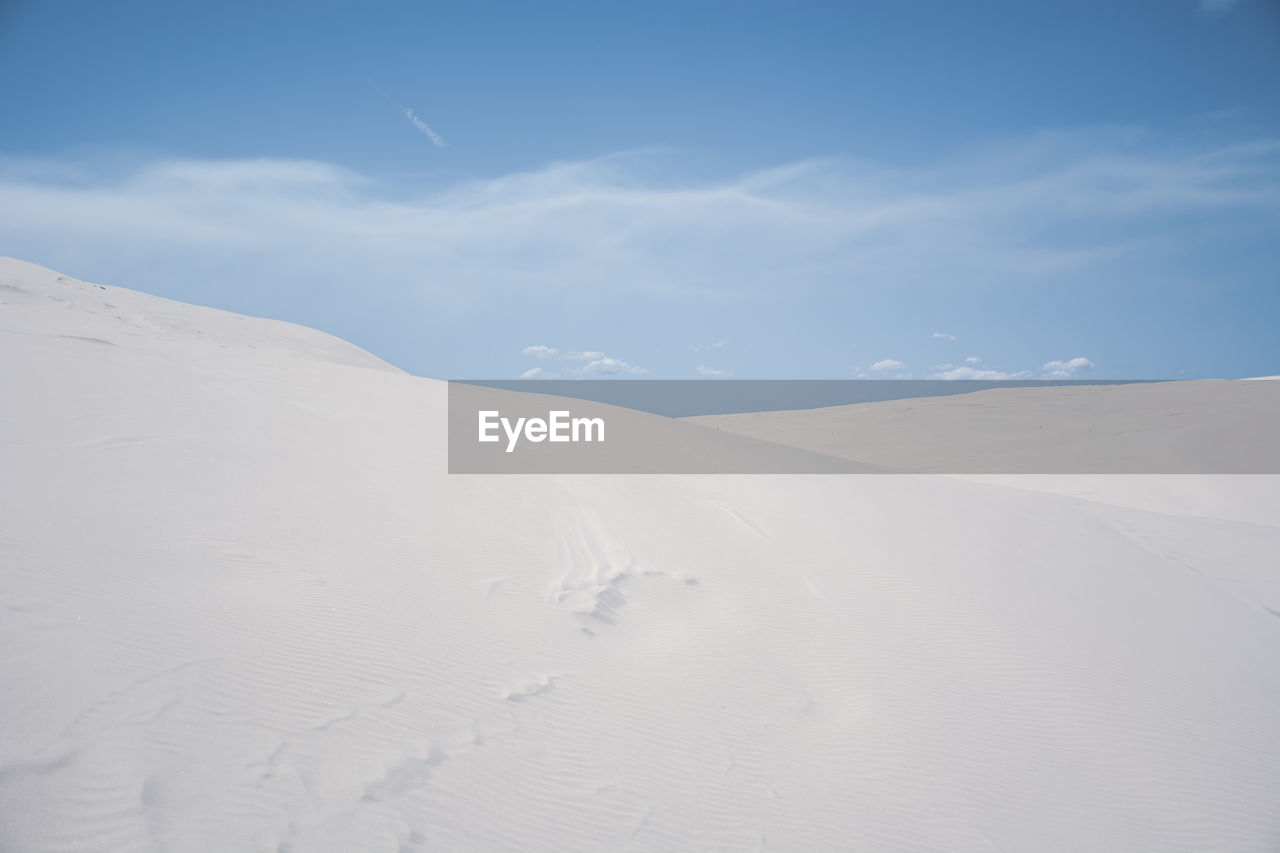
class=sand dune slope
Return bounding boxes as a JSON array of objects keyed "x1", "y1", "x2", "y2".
[{"x1": 2, "y1": 259, "x2": 1279, "y2": 852}]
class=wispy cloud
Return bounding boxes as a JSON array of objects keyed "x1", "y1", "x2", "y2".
[
  {"x1": 370, "y1": 82, "x2": 448, "y2": 149},
  {"x1": 932, "y1": 332, "x2": 956, "y2": 341},
  {"x1": 964, "y1": 356, "x2": 982, "y2": 364},
  {"x1": 4, "y1": 133, "x2": 1273, "y2": 308},
  {"x1": 696, "y1": 365, "x2": 733, "y2": 376},
  {"x1": 0, "y1": 127, "x2": 1275, "y2": 375},
  {"x1": 869, "y1": 359, "x2": 905, "y2": 371},
  {"x1": 400, "y1": 106, "x2": 447, "y2": 148}
]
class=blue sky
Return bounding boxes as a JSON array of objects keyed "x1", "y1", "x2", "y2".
[{"x1": 1, "y1": 0, "x2": 1277, "y2": 379}]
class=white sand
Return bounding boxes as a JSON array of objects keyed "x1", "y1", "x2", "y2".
[{"x1": 2, "y1": 257, "x2": 1279, "y2": 852}]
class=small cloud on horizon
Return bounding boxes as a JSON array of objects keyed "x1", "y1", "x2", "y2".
[
  {"x1": 1042, "y1": 356, "x2": 1095, "y2": 378},
  {"x1": 520, "y1": 345, "x2": 646, "y2": 378},
  {"x1": 696, "y1": 365, "x2": 733, "y2": 376},
  {"x1": 928, "y1": 364, "x2": 1031, "y2": 380},
  {"x1": 927, "y1": 354, "x2": 1096, "y2": 380},
  {"x1": 932, "y1": 332, "x2": 957, "y2": 341},
  {"x1": 870, "y1": 358, "x2": 906, "y2": 371}
]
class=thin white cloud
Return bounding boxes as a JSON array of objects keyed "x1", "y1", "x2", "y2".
[
  {"x1": 578, "y1": 355, "x2": 645, "y2": 376},
  {"x1": 929, "y1": 365, "x2": 1031, "y2": 380},
  {"x1": 520, "y1": 345, "x2": 645, "y2": 378},
  {"x1": 696, "y1": 365, "x2": 733, "y2": 376},
  {"x1": 1042, "y1": 356, "x2": 1095, "y2": 378},
  {"x1": 870, "y1": 359, "x2": 905, "y2": 371},
  {"x1": 400, "y1": 106, "x2": 447, "y2": 148},
  {"x1": 924, "y1": 355, "x2": 1093, "y2": 380},
  {"x1": 932, "y1": 332, "x2": 957, "y2": 341},
  {"x1": 1199, "y1": 0, "x2": 1239, "y2": 13}
]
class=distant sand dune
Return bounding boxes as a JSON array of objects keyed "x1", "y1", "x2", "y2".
[{"x1": 686, "y1": 380, "x2": 1280, "y2": 474}]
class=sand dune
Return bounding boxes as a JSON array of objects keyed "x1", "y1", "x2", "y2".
[
  {"x1": 2, "y1": 258, "x2": 1279, "y2": 851},
  {"x1": 688, "y1": 383, "x2": 1280, "y2": 528},
  {"x1": 686, "y1": 380, "x2": 1280, "y2": 474}
]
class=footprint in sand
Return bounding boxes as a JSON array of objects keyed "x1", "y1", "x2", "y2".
[{"x1": 504, "y1": 675, "x2": 564, "y2": 703}]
